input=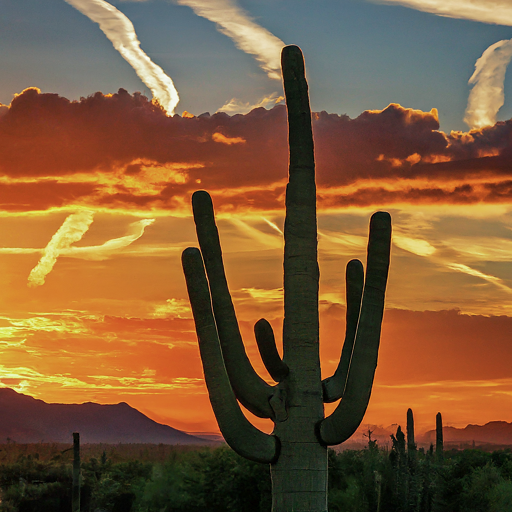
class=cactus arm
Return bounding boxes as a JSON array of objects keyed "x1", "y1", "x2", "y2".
[
  {"x1": 322, "y1": 259, "x2": 364, "y2": 402},
  {"x1": 318, "y1": 211, "x2": 391, "y2": 445},
  {"x1": 254, "y1": 318, "x2": 289, "y2": 382},
  {"x1": 182, "y1": 247, "x2": 279, "y2": 463},
  {"x1": 191, "y1": 190, "x2": 274, "y2": 419}
]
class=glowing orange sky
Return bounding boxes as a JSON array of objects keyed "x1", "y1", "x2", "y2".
[{"x1": 1, "y1": 89, "x2": 512, "y2": 438}]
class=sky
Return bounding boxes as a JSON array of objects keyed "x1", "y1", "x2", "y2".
[{"x1": 1, "y1": 0, "x2": 512, "y2": 439}]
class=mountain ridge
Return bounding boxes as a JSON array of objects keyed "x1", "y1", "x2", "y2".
[
  {"x1": 421, "y1": 420, "x2": 512, "y2": 445},
  {"x1": 0, "y1": 387, "x2": 213, "y2": 445}
]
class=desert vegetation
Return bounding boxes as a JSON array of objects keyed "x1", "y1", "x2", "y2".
[{"x1": 0, "y1": 441, "x2": 512, "y2": 511}]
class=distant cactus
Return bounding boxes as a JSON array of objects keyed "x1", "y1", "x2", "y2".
[
  {"x1": 392, "y1": 425, "x2": 406, "y2": 461},
  {"x1": 390, "y1": 425, "x2": 407, "y2": 510},
  {"x1": 407, "y1": 408, "x2": 416, "y2": 454},
  {"x1": 72, "y1": 432, "x2": 80, "y2": 512},
  {"x1": 182, "y1": 45, "x2": 392, "y2": 511},
  {"x1": 436, "y1": 412, "x2": 444, "y2": 460}
]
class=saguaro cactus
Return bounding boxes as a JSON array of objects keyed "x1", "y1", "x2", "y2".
[
  {"x1": 72, "y1": 432, "x2": 80, "y2": 512},
  {"x1": 436, "y1": 412, "x2": 444, "y2": 460},
  {"x1": 182, "y1": 45, "x2": 392, "y2": 512},
  {"x1": 407, "y1": 408, "x2": 416, "y2": 454}
]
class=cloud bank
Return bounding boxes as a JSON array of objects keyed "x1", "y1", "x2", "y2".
[
  {"x1": 3, "y1": 88, "x2": 512, "y2": 211},
  {"x1": 64, "y1": 0, "x2": 179, "y2": 114}
]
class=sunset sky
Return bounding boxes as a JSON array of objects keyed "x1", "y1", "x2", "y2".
[{"x1": 1, "y1": 0, "x2": 512, "y2": 439}]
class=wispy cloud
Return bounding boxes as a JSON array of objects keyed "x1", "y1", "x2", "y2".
[
  {"x1": 0, "y1": 365, "x2": 201, "y2": 395},
  {"x1": 28, "y1": 211, "x2": 94, "y2": 288},
  {"x1": 6, "y1": 218, "x2": 156, "y2": 283},
  {"x1": 212, "y1": 132, "x2": 246, "y2": 145},
  {"x1": 446, "y1": 262, "x2": 512, "y2": 293},
  {"x1": 176, "y1": 0, "x2": 285, "y2": 79},
  {"x1": 228, "y1": 218, "x2": 283, "y2": 250},
  {"x1": 394, "y1": 236, "x2": 436, "y2": 256},
  {"x1": 61, "y1": 218, "x2": 155, "y2": 260},
  {"x1": 464, "y1": 40, "x2": 512, "y2": 129},
  {"x1": 394, "y1": 233, "x2": 512, "y2": 293},
  {"x1": 374, "y1": 0, "x2": 512, "y2": 26},
  {"x1": 261, "y1": 217, "x2": 283, "y2": 236},
  {"x1": 64, "y1": 0, "x2": 179, "y2": 114},
  {"x1": 217, "y1": 92, "x2": 284, "y2": 114},
  {"x1": 238, "y1": 287, "x2": 284, "y2": 301}
]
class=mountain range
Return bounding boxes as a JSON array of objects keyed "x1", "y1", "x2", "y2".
[
  {"x1": 0, "y1": 388, "x2": 213, "y2": 444},
  {"x1": 343, "y1": 421, "x2": 512, "y2": 449},
  {"x1": 421, "y1": 421, "x2": 512, "y2": 446},
  {"x1": 1, "y1": 387, "x2": 512, "y2": 448}
]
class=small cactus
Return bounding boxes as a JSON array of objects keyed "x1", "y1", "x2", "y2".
[
  {"x1": 436, "y1": 412, "x2": 444, "y2": 460},
  {"x1": 182, "y1": 45, "x2": 392, "y2": 511},
  {"x1": 72, "y1": 432, "x2": 80, "y2": 512},
  {"x1": 407, "y1": 408, "x2": 416, "y2": 454}
]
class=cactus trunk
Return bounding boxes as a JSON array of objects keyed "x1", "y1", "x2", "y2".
[
  {"x1": 268, "y1": 45, "x2": 327, "y2": 512},
  {"x1": 271, "y1": 442, "x2": 327, "y2": 511},
  {"x1": 182, "y1": 45, "x2": 392, "y2": 511}
]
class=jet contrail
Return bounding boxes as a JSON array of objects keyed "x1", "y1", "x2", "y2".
[
  {"x1": 64, "y1": 0, "x2": 179, "y2": 114},
  {"x1": 60, "y1": 218, "x2": 155, "y2": 260},
  {"x1": 464, "y1": 39, "x2": 512, "y2": 130},
  {"x1": 176, "y1": 0, "x2": 285, "y2": 79},
  {"x1": 28, "y1": 211, "x2": 94, "y2": 287},
  {"x1": 373, "y1": 0, "x2": 512, "y2": 26},
  {"x1": 446, "y1": 262, "x2": 512, "y2": 293}
]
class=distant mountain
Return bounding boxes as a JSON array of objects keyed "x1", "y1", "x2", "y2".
[
  {"x1": 0, "y1": 388, "x2": 213, "y2": 445},
  {"x1": 422, "y1": 421, "x2": 512, "y2": 446}
]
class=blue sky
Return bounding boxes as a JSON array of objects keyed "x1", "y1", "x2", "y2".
[{"x1": 2, "y1": 0, "x2": 512, "y2": 131}]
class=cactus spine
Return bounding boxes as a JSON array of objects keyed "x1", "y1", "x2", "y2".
[{"x1": 182, "y1": 45, "x2": 392, "y2": 511}]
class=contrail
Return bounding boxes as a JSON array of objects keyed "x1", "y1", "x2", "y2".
[
  {"x1": 464, "y1": 40, "x2": 512, "y2": 130},
  {"x1": 176, "y1": 0, "x2": 285, "y2": 79},
  {"x1": 446, "y1": 262, "x2": 512, "y2": 294},
  {"x1": 61, "y1": 219, "x2": 155, "y2": 260},
  {"x1": 373, "y1": 0, "x2": 512, "y2": 26},
  {"x1": 64, "y1": 0, "x2": 179, "y2": 114},
  {"x1": 28, "y1": 211, "x2": 94, "y2": 288}
]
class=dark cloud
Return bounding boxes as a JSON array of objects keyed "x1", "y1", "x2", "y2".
[
  {"x1": 2, "y1": 88, "x2": 512, "y2": 210},
  {"x1": 320, "y1": 306, "x2": 512, "y2": 383},
  {"x1": 0, "y1": 181, "x2": 98, "y2": 211}
]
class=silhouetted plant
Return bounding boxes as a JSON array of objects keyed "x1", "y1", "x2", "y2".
[
  {"x1": 390, "y1": 426, "x2": 408, "y2": 511},
  {"x1": 182, "y1": 45, "x2": 392, "y2": 512},
  {"x1": 436, "y1": 413, "x2": 444, "y2": 462},
  {"x1": 407, "y1": 409, "x2": 417, "y2": 457}
]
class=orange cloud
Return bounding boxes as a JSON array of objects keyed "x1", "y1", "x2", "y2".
[
  {"x1": 212, "y1": 132, "x2": 246, "y2": 145},
  {"x1": 3, "y1": 89, "x2": 512, "y2": 212}
]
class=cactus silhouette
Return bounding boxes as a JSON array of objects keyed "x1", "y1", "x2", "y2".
[
  {"x1": 182, "y1": 45, "x2": 392, "y2": 511},
  {"x1": 436, "y1": 412, "x2": 444, "y2": 460},
  {"x1": 407, "y1": 408, "x2": 416, "y2": 454},
  {"x1": 72, "y1": 432, "x2": 80, "y2": 512}
]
